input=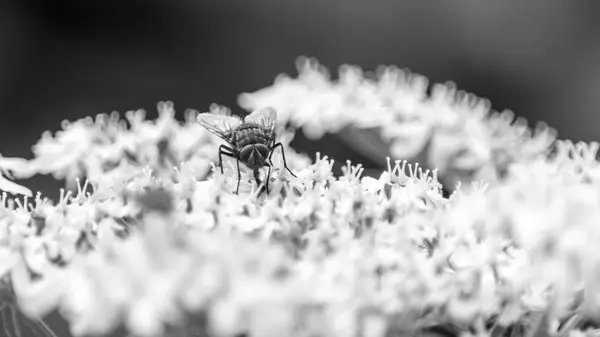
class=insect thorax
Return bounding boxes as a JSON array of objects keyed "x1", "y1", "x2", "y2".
[{"x1": 234, "y1": 124, "x2": 270, "y2": 149}]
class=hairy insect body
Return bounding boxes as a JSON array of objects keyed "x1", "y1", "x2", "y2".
[
  {"x1": 234, "y1": 125, "x2": 270, "y2": 169},
  {"x1": 196, "y1": 107, "x2": 296, "y2": 195},
  {"x1": 235, "y1": 124, "x2": 269, "y2": 147}
]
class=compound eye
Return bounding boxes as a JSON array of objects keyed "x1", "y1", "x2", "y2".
[
  {"x1": 239, "y1": 145, "x2": 253, "y2": 161},
  {"x1": 254, "y1": 144, "x2": 270, "y2": 158}
]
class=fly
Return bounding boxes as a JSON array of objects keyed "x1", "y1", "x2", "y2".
[{"x1": 196, "y1": 106, "x2": 296, "y2": 195}]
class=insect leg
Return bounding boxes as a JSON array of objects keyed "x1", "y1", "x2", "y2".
[
  {"x1": 218, "y1": 145, "x2": 236, "y2": 174},
  {"x1": 216, "y1": 147, "x2": 241, "y2": 194},
  {"x1": 271, "y1": 142, "x2": 297, "y2": 177},
  {"x1": 264, "y1": 162, "x2": 272, "y2": 196},
  {"x1": 235, "y1": 159, "x2": 241, "y2": 194},
  {"x1": 253, "y1": 168, "x2": 263, "y2": 196}
]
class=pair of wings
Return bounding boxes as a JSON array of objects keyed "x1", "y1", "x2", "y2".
[{"x1": 196, "y1": 106, "x2": 277, "y2": 145}]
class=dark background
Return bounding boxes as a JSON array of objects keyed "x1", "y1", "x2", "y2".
[
  {"x1": 0, "y1": 1, "x2": 600, "y2": 336},
  {"x1": 1, "y1": 0, "x2": 600, "y2": 194}
]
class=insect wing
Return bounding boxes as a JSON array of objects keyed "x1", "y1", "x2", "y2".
[
  {"x1": 196, "y1": 113, "x2": 241, "y2": 144},
  {"x1": 244, "y1": 107, "x2": 277, "y2": 140}
]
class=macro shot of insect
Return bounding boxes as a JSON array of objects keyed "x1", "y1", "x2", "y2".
[{"x1": 196, "y1": 107, "x2": 297, "y2": 195}]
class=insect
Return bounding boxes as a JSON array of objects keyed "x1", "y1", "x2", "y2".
[{"x1": 196, "y1": 106, "x2": 296, "y2": 195}]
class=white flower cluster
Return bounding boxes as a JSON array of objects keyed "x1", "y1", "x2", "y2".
[
  {"x1": 0, "y1": 62, "x2": 596, "y2": 337},
  {"x1": 239, "y1": 57, "x2": 557, "y2": 187},
  {"x1": 18, "y1": 102, "x2": 218, "y2": 190}
]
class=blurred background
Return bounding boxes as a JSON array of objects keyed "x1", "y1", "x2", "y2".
[
  {"x1": 0, "y1": 1, "x2": 600, "y2": 335},
  {"x1": 1, "y1": 0, "x2": 600, "y2": 195}
]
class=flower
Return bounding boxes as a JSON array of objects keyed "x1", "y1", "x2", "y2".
[
  {"x1": 0, "y1": 56, "x2": 597, "y2": 337},
  {"x1": 240, "y1": 57, "x2": 557, "y2": 188},
  {"x1": 0, "y1": 155, "x2": 33, "y2": 197}
]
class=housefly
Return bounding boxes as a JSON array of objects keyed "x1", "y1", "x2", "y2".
[{"x1": 196, "y1": 106, "x2": 296, "y2": 195}]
